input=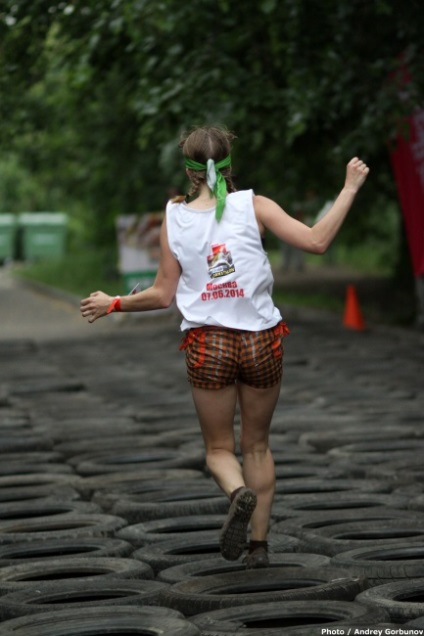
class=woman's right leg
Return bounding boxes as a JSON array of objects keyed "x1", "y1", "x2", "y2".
[{"x1": 191, "y1": 384, "x2": 258, "y2": 561}]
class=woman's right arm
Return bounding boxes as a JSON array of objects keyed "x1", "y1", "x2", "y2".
[
  {"x1": 80, "y1": 218, "x2": 182, "y2": 323},
  {"x1": 254, "y1": 157, "x2": 369, "y2": 254}
]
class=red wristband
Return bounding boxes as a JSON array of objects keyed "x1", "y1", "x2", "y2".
[{"x1": 106, "y1": 296, "x2": 121, "y2": 314}]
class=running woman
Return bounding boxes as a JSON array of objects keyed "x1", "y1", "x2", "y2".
[{"x1": 80, "y1": 126, "x2": 369, "y2": 567}]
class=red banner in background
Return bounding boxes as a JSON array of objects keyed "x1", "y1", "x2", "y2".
[{"x1": 390, "y1": 108, "x2": 424, "y2": 277}]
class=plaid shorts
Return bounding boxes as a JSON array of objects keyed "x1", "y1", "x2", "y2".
[{"x1": 180, "y1": 322, "x2": 289, "y2": 390}]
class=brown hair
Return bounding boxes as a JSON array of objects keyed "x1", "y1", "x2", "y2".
[{"x1": 179, "y1": 126, "x2": 237, "y2": 199}]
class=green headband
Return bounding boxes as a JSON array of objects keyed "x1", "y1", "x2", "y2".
[{"x1": 185, "y1": 155, "x2": 231, "y2": 222}]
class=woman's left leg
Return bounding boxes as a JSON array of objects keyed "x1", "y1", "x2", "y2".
[
  {"x1": 191, "y1": 384, "x2": 243, "y2": 496},
  {"x1": 237, "y1": 380, "x2": 281, "y2": 541}
]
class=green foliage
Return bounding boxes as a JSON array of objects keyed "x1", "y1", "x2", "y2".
[
  {"x1": 0, "y1": 0, "x2": 423, "y2": 261},
  {"x1": 0, "y1": 154, "x2": 45, "y2": 211}
]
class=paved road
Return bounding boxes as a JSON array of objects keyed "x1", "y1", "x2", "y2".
[{"x1": 0, "y1": 268, "x2": 175, "y2": 342}]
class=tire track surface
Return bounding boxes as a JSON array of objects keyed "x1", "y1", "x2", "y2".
[{"x1": 0, "y1": 270, "x2": 423, "y2": 633}]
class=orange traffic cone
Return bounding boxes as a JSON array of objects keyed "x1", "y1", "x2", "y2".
[{"x1": 343, "y1": 284, "x2": 366, "y2": 331}]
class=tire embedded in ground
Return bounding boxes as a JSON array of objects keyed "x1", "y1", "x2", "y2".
[
  {"x1": 295, "y1": 519, "x2": 424, "y2": 556},
  {"x1": 0, "y1": 537, "x2": 133, "y2": 566},
  {"x1": 0, "y1": 578, "x2": 169, "y2": 620},
  {"x1": 0, "y1": 513, "x2": 127, "y2": 545},
  {"x1": 159, "y1": 567, "x2": 367, "y2": 616},
  {"x1": 191, "y1": 599, "x2": 390, "y2": 635},
  {"x1": 0, "y1": 556, "x2": 154, "y2": 595},
  {"x1": 158, "y1": 552, "x2": 331, "y2": 583},
  {"x1": 0, "y1": 606, "x2": 199, "y2": 636},
  {"x1": 116, "y1": 515, "x2": 226, "y2": 547},
  {"x1": 132, "y1": 533, "x2": 300, "y2": 574},
  {"x1": 356, "y1": 577, "x2": 424, "y2": 622}
]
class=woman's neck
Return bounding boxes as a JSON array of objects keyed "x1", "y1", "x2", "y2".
[
  {"x1": 195, "y1": 184, "x2": 213, "y2": 201},
  {"x1": 185, "y1": 184, "x2": 217, "y2": 210}
]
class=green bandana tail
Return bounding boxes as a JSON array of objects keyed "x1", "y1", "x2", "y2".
[{"x1": 185, "y1": 155, "x2": 231, "y2": 222}]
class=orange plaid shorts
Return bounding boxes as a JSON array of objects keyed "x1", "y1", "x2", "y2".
[{"x1": 180, "y1": 322, "x2": 289, "y2": 390}]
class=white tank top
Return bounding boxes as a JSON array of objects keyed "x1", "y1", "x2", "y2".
[{"x1": 166, "y1": 189, "x2": 282, "y2": 331}]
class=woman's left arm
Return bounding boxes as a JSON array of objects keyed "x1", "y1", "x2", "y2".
[
  {"x1": 255, "y1": 157, "x2": 370, "y2": 254},
  {"x1": 80, "y1": 219, "x2": 181, "y2": 323}
]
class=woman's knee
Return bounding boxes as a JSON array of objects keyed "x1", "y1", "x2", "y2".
[
  {"x1": 239, "y1": 435, "x2": 269, "y2": 457},
  {"x1": 205, "y1": 442, "x2": 236, "y2": 460}
]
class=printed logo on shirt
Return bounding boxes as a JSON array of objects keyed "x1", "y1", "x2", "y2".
[{"x1": 207, "y1": 243, "x2": 235, "y2": 279}]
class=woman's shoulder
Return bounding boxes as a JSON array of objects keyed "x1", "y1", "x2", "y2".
[
  {"x1": 227, "y1": 189, "x2": 254, "y2": 203},
  {"x1": 165, "y1": 197, "x2": 185, "y2": 214}
]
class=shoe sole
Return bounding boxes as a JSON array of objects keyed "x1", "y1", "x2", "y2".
[{"x1": 219, "y1": 488, "x2": 257, "y2": 561}]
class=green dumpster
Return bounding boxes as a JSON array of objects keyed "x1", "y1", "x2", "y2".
[
  {"x1": 0, "y1": 214, "x2": 18, "y2": 262},
  {"x1": 18, "y1": 213, "x2": 68, "y2": 260}
]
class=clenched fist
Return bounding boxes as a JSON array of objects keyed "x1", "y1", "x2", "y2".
[{"x1": 344, "y1": 157, "x2": 370, "y2": 193}]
